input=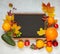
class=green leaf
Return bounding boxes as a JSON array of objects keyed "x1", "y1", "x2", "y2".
[
  {"x1": 16, "y1": 32, "x2": 22, "y2": 37},
  {"x1": 6, "y1": 30, "x2": 14, "y2": 37}
]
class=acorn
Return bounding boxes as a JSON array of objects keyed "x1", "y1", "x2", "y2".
[{"x1": 30, "y1": 43, "x2": 38, "y2": 50}]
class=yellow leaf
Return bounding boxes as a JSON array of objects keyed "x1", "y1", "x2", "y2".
[
  {"x1": 47, "y1": 13, "x2": 55, "y2": 17},
  {"x1": 16, "y1": 26, "x2": 21, "y2": 30},
  {"x1": 47, "y1": 7, "x2": 55, "y2": 13},
  {"x1": 11, "y1": 23, "x2": 17, "y2": 29},
  {"x1": 42, "y1": 3, "x2": 55, "y2": 16},
  {"x1": 11, "y1": 23, "x2": 21, "y2": 34},
  {"x1": 4, "y1": 19, "x2": 11, "y2": 23},
  {"x1": 14, "y1": 30, "x2": 20, "y2": 34},
  {"x1": 6, "y1": 15, "x2": 14, "y2": 21},
  {"x1": 11, "y1": 15, "x2": 14, "y2": 21},
  {"x1": 6, "y1": 15, "x2": 12, "y2": 21},
  {"x1": 37, "y1": 28, "x2": 45, "y2": 36}
]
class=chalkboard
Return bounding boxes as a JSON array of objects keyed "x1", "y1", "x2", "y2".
[{"x1": 14, "y1": 13, "x2": 46, "y2": 38}]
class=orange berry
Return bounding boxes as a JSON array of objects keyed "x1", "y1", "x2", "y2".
[{"x1": 47, "y1": 17, "x2": 55, "y2": 25}]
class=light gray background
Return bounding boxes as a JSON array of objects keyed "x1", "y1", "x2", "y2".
[{"x1": 0, "y1": 0, "x2": 60, "y2": 54}]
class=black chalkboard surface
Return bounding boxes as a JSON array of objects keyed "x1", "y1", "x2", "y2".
[{"x1": 14, "y1": 13, "x2": 46, "y2": 38}]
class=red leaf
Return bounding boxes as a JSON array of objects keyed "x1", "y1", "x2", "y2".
[{"x1": 47, "y1": 2, "x2": 50, "y2": 7}]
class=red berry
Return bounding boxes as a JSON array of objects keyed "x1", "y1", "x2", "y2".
[
  {"x1": 52, "y1": 40, "x2": 58, "y2": 47},
  {"x1": 47, "y1": 41, "x2": 52, "y2": 47},
  {"x1": 54, "y1": 24, "x2": 59, "y2": 28},
  {"x1": 24, "y1": 40, "x2": 30, "y2": 46}
]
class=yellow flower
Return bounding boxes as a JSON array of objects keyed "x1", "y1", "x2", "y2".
[
  {"x1": 6, "y1": 14, "x2": 14, "y2": 21},
  {"x1": 11, "y1": 23, "x2": 21, "y2": 34},
  {"x1": 37, "y1": 28, "x2": 45, "y2": 36}
]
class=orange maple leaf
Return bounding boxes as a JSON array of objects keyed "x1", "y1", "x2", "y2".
[{"x1": 42, "y1": 2, "x2": 55, "y2": 13}]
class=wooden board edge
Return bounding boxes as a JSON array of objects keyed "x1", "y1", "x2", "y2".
[
  {"x1": 13, "y1": 13, "x2": 45, "y2": 15},
  {"x1": 13, "y1": 38, "x2": 46, "y2": 40}
]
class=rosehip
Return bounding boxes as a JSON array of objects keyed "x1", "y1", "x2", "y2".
[
  {"x1": 52, "y1": 40, "x2": 58, "y2": 47},
  {"x1": 24, "y1": 40, "x2": 30, "y2": 46},
  {"x1": 47, "y1": 41, "x2": 52, "y2": 47},
  {"x1": 54, "y1": 24, "x2": 59, "y2": 28}
]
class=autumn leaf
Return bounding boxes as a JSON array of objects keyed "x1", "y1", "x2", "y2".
[
  {"x1": 42, "y1": 2, "x2": 55, "y2": 17},
  {"x1": 37, "y1": 28, "x2": 45, "y2": 36},
  {"x1": 42, "y1": 3, "x2": 47, "y2": 13},
  {"x1": 47, "y1": 13, "x2": 55, "y2": 17},
  {"x1": 11, "y1": 23, "x2": 21, "y2": 34},
  {"x1": 6, "y1": 14, "x2": 14, "y2": 21},
  {"x1": 47, "y1": 2, "x2": 50, "y2": 7},
  {"x1": 47, "y1": 7, "x2": 55, "y2": 13}
]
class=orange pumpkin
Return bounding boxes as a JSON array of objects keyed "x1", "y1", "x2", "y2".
[{"x1": 45, "y1": 27, "x2": 58, "y2": 41}]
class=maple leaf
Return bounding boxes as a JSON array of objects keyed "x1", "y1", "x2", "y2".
[
  {"x1": 47, "y1": 2, "x2": 50, "y2": 7},
  {"x1": 11, "y1": 23, "x2": 21, "y2": 34},
  {"x1": 42, "y1": 3, "x2": 47, "y2": 13},
  {"x1": 42, "y1": 2, "x2": 55, "y2": 14}
]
